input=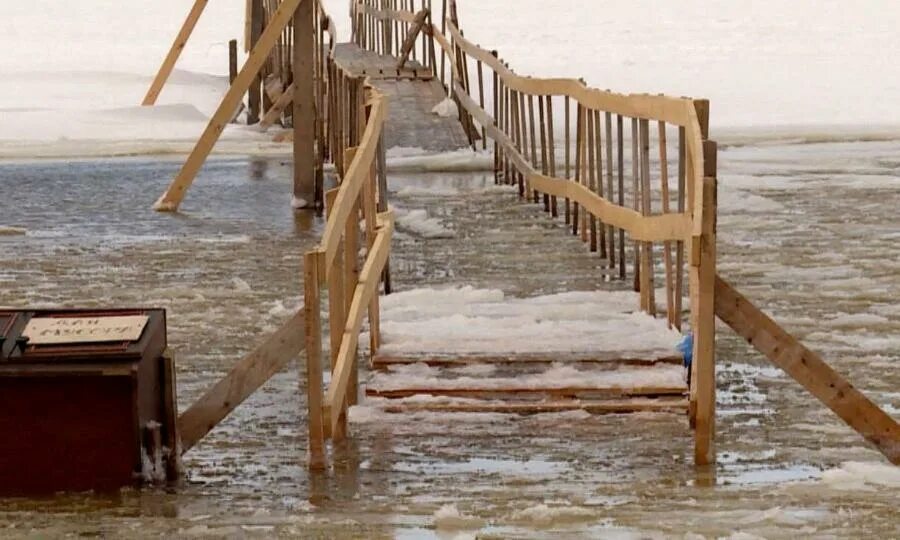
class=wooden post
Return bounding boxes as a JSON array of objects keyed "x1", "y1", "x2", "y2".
[
  {"x1": 659, "y1": 121, "x2": 675, "y2": 328},
  {"x1": 304, "y1": 251, "x2": 327, "y2": 470},
  {"x1": 229, "y1": 40, "x2": 239, "y2": 85},
  {"x1": 616, "y1": 115, "x2": 626, "y2": 280},
  {"x1": 639, "y1": 118, "x2": 656, "y2": 316},
  {"x1": 293, "y1": 0, "x2": 317, "y2": 209},
  {"x1": 142, "y1": 0, "x2": 210, "y2": 106},
  {"x1": 692, "y1": 141, "x2": 717, "y2": 467},
  {"x1": 248, "y1": 0, "x2": 264, "y2": 125}
]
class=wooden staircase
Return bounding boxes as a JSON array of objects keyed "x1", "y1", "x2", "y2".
[{"x1": 365, "y1": 352, "x2": 689, "y2": 415}]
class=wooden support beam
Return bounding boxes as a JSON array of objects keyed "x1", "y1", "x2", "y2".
[
  {"x1": 691, "y1": 165, "x2": 717, "y2": 466},
  {"x1": 248, "y1": 0, "x2": 264, "y2": 124},
  {"x1": 259, "y1": 87, "x2": 294, "y2": 129},
  {"x1": 153, "y1": 0, "x2": 306, "y2": 212},
  {"x1": 396, "y1": 9, "x2": 430, "y2": 70},
  {"x1": 304, "y1": 251, "x2": 327, "y2": 470},
  {"x1": 177, "y1": 308, "x2": 306, "y2": 453},
  {"x1": 142, "y1": 0, "x2": 209, "y2": 106},
  {"x1": 293, "y1": 0, "x2": 317, "y2": 208},
  {"x1": 715, "y1": 276, "x2": 900, "y2": 465}
]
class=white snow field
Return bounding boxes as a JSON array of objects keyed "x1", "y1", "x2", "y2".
[{"x1": 3, "y1": 1, "x2": 900, "y2": 159}]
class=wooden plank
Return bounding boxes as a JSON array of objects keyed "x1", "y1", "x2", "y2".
[
  {"x1": 142, "y1": 0, "x2": 209, "y2": 106},
  {"x1": 177, "y1": 308, "x2": 306, "y2": 453},
  {"x1": 319, "y1": 93, "x2": 387, "y2": 272},
  {"x1": 715, "y1": 276, "x2": 900, "y2": 465},
  {"x1": 259, "y1": 87, "x2": 294, "y2": 129},
  {"x1": 659, "y1": 121, "x2": 676, "y2": 327},
  {"x1": 380, "y1": 397, "x2": 690, "y2": 415},
  {"x1": 395, "y1": 9, "x2": 429, "y2": 69},
  {"x1": 372, "y1": 353, "x2": 684, "y2": 368},
  {"x1": 154, "y1": 0, "x2": 305, "y2": 211},
  {"x1": 304, "y1": 251, "x2": 327, "y2": 469},
  {"x1": 691, "y1": 170, "x2": 717, "y2": 466},
  {"x1": 367, "y1": 386, "x2": 687, "y2": 400},
  {"x1": 638, "y1": 118, "x2": 656, "y2": 315}
]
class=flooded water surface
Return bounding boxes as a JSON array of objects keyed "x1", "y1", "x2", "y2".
[{"x1": 0, "y1": 141, "x2": 898, "y2": 538}]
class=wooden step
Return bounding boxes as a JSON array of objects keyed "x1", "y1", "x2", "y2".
[
  {"x1": 377, "y1": 397, "x2": 689, "y2": 415},
  {"x1": 372, "y1": 352, "x2": 683, "y2": 370},
  {"x1": 366, "y1": 385, "x2": 686, "y2": 400}
]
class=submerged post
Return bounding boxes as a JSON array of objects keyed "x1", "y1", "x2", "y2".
[
  {"x1": 692, "y1": 140, "x2": 718, "y2": 467},
  {"x1": 293, "y1": 0, "x2": 318, "y2": 209}
]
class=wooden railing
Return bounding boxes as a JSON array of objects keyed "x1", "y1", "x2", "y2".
[
  {"x1": 304, "y1": 64, "x2": 393, "y2": 469},
  {"x1": 351, "y1": 0, "x2": 719, "y2": 465},
  {"x1": 163, "y1": 1, "x2": 394, "y2": 469}
]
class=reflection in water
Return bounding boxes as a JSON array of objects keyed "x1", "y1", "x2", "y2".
[{"x1": 0, "y1": 144, "x2": 898, "y2": 537}]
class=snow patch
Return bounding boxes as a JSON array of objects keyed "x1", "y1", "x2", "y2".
[
  {"x1": 393, "y1": 207, "x2": 455, "y2": 239},
  {"x1": 820, "y1": 461, "x2": 900, "y2": 490},
  {"x1": 507, "y1": 503, "x2": 595, "y2": 527},
  {"x1": 432, "y1": 504, "x2": 486, "y2": 531},
  {"x1": 367, "y1": 286, "x2": 683, "y2": 356},
  {"x1": 431, "y1": 97, "x2": 459, "y2": 118}
]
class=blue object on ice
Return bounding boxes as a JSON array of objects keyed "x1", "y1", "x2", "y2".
[{"x1": 677, "y1": 333, "x2": 693, "y2": 369}]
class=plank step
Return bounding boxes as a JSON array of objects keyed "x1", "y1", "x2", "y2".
[
  {"x1": 376, "y1": 397, "x2": 689, "y2": 415},
  {"x1": 366, "y1": 386, "x2": 686, "y2": 400},
  {"x1": 372, "y1": 352, "x2": 683, "y2": 370}
]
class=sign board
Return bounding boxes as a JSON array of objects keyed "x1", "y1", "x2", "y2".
[{"x1": 22, "y1": 315, "x2": 149, "y2": 345}]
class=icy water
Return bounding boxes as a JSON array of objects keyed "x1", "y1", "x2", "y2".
[{"x1": 1, "y1": 138, "x2": 898, "y2": 538}]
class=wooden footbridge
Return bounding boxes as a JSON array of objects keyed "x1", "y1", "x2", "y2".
[{"x1": 143, "y1": 0, "x2": 899, "y2": 473}]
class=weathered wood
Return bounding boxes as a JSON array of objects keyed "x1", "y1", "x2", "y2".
[
  {"x1": 154, "y1": 0, "x2": 306, "y2": 211},
  {"x1": 367, "y1": 385, "x2": 687, "y2": 400},
  {"x1": 372, "y1": 352, "x2": 684, "y2": 368},
  {"x1": 304, "y1": 251, "x2": 327, "y2": 470},
  {"x1": 395, "y1": 9, "x2": 429, "y2": 69},
  {"x1": 638, "y1": 118, "x2": 656, "y2": 315},
  {"x1": 294, "y1": 0, "x2": 317, "y2": 208},
  {"x1": 715, "y1": 276, "x2": 900, "y2": 465},
  {"x1": 659, "y1": 121, "x2": 675, "y2": 327},
  {"x1": 380, "y1": 397, "x2": 690, "y2": 415},
  {"x1": 325, "y1": 212, "x2": 394, "y2": 432},
  {"x1": 452, "y1": 84, "x2": 694, "y2": 242},
  {"x1": 248, "y1": 0, "x2": 264, "y2": 124},
  {"x1": 178, "y1": 308, "x2": 306, "y2": 453},
  {"x1": 229, "y1": 39, "x2": 239, "y2": 85},
  {"x1": 692, "y1": 169, "x2": 717, "y2": 466},
  {"x1": 259, "y1": 87, "x2": 294, "y2": 129},
  {"x1": 143, "y1": 0, "x2": 210, "y2": 106}
]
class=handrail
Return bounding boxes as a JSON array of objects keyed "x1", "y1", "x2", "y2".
[
  {"x1": 319, "y1": 92, "x2": 388, "y2": 273},
  {"x1": 443, "y1": 21, "x2": 706, "y2": 238},
  {"x1": 349, "y1": 0, "x2": 719, "y2": 465}
]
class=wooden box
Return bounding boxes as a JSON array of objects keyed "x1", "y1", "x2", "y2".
[{"x1": 0, "y1": 309, "x2": 179, "y2": 496}]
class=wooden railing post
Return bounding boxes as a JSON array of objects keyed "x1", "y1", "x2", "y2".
[
  {"x1": 304, "y1": 250, "x2": 327, "y2": 470},
  {"x1": 692, "y1": 140, "x2": 718, "y2": 467}
]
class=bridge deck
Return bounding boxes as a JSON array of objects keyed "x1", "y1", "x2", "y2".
[{"x1": 334, "y1": 43, "x2": 470, "y2": 152}]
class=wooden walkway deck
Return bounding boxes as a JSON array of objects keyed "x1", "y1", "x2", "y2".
[{"x1": 333, "y1": 43, "x2": 470, "y2": 152}]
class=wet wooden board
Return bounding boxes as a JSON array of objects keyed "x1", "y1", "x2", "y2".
[
  {"x1": 366, "y1": 386, "x2": 687, "y2": 400},
  {"x1": 334, "y1": 43, "x2": 469, "y2": 152},
  {"x1": 378, "y1": 397, "x2": 689, "y2": 415},
  {"x1": 372, "y1": 352, "x2": 683, "y2": 369}
]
